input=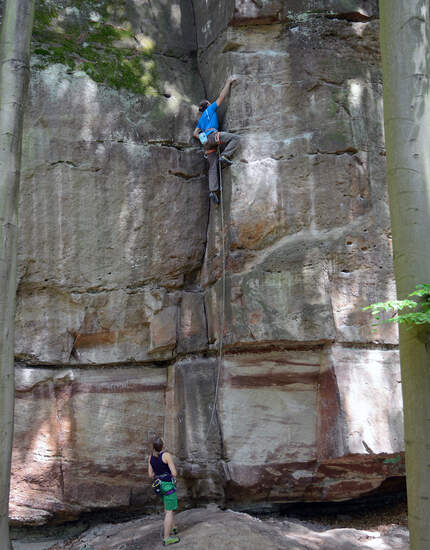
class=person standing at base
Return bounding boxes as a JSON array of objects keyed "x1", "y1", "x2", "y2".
[
  {"x1": 193, "y1": 76, "x2": 240, "y2": 204},
  {"x1": 148, "y1": 437, "x2": 180, "y2": 546}
]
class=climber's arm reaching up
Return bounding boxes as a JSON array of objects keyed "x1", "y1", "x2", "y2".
[{"x1": 216, "y1": 76, "x2": 237, "y2": 107}]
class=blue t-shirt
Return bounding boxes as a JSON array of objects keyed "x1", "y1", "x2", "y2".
[{"x1": 197, "y1": 101, "x2": 218, "y2": 135}]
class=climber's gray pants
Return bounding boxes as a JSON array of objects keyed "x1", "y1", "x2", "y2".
[{"x1": 205, "y1": 131, "x2": 240, "y2": 192}]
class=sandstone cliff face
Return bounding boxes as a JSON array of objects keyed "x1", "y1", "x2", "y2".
[{"x1": 10, "y1": 0, "x2": 404, "y2": 524}]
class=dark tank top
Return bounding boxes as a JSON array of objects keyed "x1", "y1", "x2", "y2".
[{"x1": 150, "y1": 451, "x2": 172, "y2": 481}]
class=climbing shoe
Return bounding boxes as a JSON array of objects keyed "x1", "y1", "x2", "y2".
[
  {"x1": 163, "y1": 535, "x2": 180, "y2": 545},
  {"x1": 170, "y1": 527, "x2": 178, "y2": 536},
  {"x1": 219, "y1": 155, "x2": 232, "y2": 169},
  {"x1": 209, "y1": 191, "x2": 220, "y2": 204}
]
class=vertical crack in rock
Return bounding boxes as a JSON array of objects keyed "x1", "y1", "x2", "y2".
[
  {"x1": 190, "y1": 0, "x2": 208, "y2": 99},
  {"x1": 53, "y1": 374, "x2": 72, "y2": 502},
  {"x1": 202, "y1": 291, "x2": 210, "y2": 350},
  {"x1": 68, "y1": 332, "x2": 80, "y2": 363},
  {"x1": 215, "y1": 393, "x2": 226, "y2": 468},
  {"x1": 190, "y1": 0, "x2": 211, "y2": 287},
  {"x1": 189, "y1": 0, "x2": 228, "y2": 485}
]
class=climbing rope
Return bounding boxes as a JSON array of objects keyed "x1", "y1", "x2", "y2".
[{"x1": 206, "y1": 147, "x2": 227, "y2": 441}]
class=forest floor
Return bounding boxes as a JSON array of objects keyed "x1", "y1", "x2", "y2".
[{"x1": 11, "y1": 501, "x2": 409, "y2": 550}]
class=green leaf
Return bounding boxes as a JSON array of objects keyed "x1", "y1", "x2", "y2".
[
  {"x1": 383, "y1": 454, "x2": 401, "y2": 465},
  {"x1": 362, "y1": 285, "x2": 430, "y2": 328}
]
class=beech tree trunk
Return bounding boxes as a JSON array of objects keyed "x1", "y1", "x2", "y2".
[
  {"x1": 380, "y1": 2, "x2": 430, "y2": 549},
  {"x1": 0, "y1": 1, "x2": 35, "y2": 548}
]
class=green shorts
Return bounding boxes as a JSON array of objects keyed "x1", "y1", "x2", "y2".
[{"x1": 161, "y1": 481, "x2": 178, "y2": 511}]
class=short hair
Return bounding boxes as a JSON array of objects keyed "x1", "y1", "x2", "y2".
[
  {"x1": 153, "y1": 437, "x2": 164, "y2": 452},
  {"x1": 199, "y1": 100, "x2": 210, "y2": 113}
]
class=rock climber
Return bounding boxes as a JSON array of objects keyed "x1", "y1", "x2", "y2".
[
  {"x1": 193, "y1": 76, "x2": 240, "y2": 204},
  {"x1": 148, "y1": 436, "x2": 180, "y2": 546}
]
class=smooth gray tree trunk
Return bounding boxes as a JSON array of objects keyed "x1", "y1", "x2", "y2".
[
  {"x1": 380, "y1": 1, "x2": 430, "y2": 549},
  {"x1": 0, "y1": 1, "x2": 35, "y2": 548}
]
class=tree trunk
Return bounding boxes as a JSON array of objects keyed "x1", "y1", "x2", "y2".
[
  {"x1": 0, "y1": 1, "x2": 35, "y2": 548},
  {"x1": 379, "y1": 2, "x2": 430, "y2": 549}
]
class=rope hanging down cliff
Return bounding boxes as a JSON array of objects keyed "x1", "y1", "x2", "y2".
[
  {"x1": 192, "y1": 76, "x2": 240, "y2": 439},
  {"x1": 206, "y1": 149, "x2": 226, "y2": 441}
]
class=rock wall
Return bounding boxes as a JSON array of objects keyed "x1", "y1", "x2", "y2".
[{"x1": 10, "y1": 0, "x2": 404, "y2": 524}]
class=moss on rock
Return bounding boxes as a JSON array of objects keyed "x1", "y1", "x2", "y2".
[{"x1": 32, "y1": 0, "x2": 158, "y2": 96}]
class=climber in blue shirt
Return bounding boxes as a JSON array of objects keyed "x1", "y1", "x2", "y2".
[
  {"x1": 193, "y1": 76, "x2": 240, "y2": 204},
  {"x1": 196, "y1": 100, "x2": 219, "y2": 137}
]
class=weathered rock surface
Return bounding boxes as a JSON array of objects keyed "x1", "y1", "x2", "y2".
[
  {"x1": 198, "y1": 0, "x2": 395, "y2": 348},
  {"x1": 218, "y1": 348, "x2": 403, "y2": 506},
  {"x1": 44, "y1": 507, "x2": 409, "y2": 550},
  {"x1": 11, "y1": 365, "x2": 166, "y2": 524},
  {"x1": 11, "y1": 0, "x2": 404, "y2": 524}
]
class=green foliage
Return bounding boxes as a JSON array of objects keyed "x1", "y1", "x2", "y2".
[
  {"x1": 363, "y1": 284, "x2": 430, "y2": 327},
  {"x1": 32, "y1": 0, "x2": 158, "y2": 96},
  {"x1": 383, "y1": 454, "x2": 401, "y2": 465},
  {"x1": 33, "y1": 2, "x2": 58, "y2": 28}
]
